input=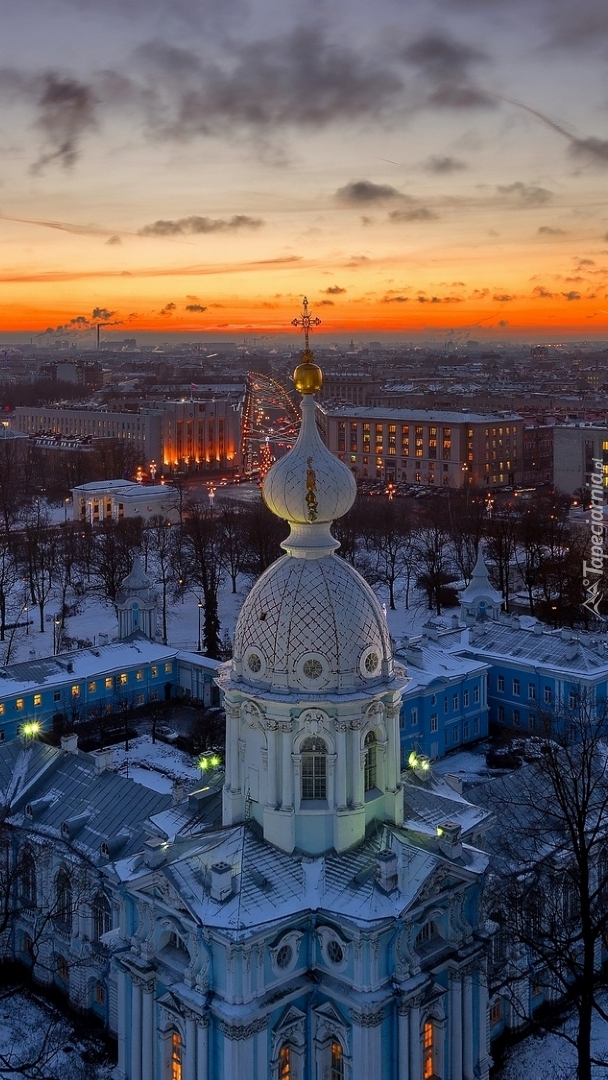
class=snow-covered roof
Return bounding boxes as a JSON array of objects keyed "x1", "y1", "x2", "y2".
[
  {"x1": 0, "y1": 639, "x2": 180, "y2": 696},
  {"x1": 458, "y1": 623, "x2": 608, "y2": 678}
]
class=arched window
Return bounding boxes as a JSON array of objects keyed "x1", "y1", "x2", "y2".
[
  {"x1": 20, "y1": 848, "x2": 36, "y2": 907},
  {"x1": 364, "y1": 731, "x2": 377, "y2": 792},
  {"x1": 423, "y1": 1021, "x2": 434, "y2": 1080},
  {"x1": 171, "y1": 1031, "x2": 182, "y2": 1080},
  {"x1": 301, "y1": 737, "x2": 327, "y2": 801},
  {"x1": 279, "y1": 1045, "x2": 291, "y2": 1079},
  {"x1": 331, "y1": 1039, "x2": 345, "y2": 1080},
  {"x1": 54, "y1": 870, "x2": 72, "y2": 932},
  {"x1": 416, "y1": 921, "x2": 438, "y2": 947},
  {"x1": 92, "y1": 892, "x2": 111, "y2": 941}
]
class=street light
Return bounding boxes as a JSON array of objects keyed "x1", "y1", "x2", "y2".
[
  {"x1": 53, "y1": 614, "x2": 61, "y2": 655},
  {"x1": 64, "y1": 497, "x2": 70, "y2": 525},
  {"x1": 197, "y1": 599, "x2": 204, "y2": 653}
]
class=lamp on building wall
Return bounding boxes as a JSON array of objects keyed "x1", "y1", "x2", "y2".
[{"x1": 197, "y1": 599, "x2": 204, "y2": 653}]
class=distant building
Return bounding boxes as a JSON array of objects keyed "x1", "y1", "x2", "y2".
[
  {"x1": 317, "y1": 404, "x2": 524, "y2": 487},
  {"x1": 71, "y1": 479, "x2": 181, "y2": 524},
  {"x1": 12, "y1": 396, "x2": 243, "y2": 476},
  {"x1": 552, "y1": 423, "x2": 608, "y2": 495},
  {"x1": 522, "y1": 423, "x2": 554, "y2": 485}
]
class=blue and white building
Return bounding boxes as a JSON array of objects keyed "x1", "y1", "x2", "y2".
[{"x1": 104, "y1": 351, "x2": 492, "y2": 1080}]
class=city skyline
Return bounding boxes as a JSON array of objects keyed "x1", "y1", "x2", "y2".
[{"x1": 1, "y1": 0, "x2": 608, "y2": 341}]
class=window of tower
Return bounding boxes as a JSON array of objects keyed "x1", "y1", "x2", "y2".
[
  {"x1": 331, "y1": 1040, "x2": 345, "y2": 1080},
  {"x1": 423, "y1": 1021, "x2": 434, "y2": 1079},
  {"x1": 171, "y1": 1032, "x2": 182, "y2": 1080},
  {"x1": 279, "y1": 1045, "x2": 291, "y2": 1079},
  {"x1": 301, "y1": 737, "x2": 327, "y2": 801},
  {"x1": 364, "y1": 731, "x2": 377, "y2": 792}
]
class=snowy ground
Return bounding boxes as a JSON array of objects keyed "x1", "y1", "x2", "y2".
[
  {"x1": 496, "y1": 1005, "x2": 608, "y2": 1079},
  {"x1": 112, "y1": 734, "x2": 206, "y2": 793},
  {"x1": 0, "y1": 987, "x2": 113, "y2": 1079}
]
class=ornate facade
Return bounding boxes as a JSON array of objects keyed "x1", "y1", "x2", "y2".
[{"x1": 110, "y1": 317, "x2": 492, "y2": 1080}]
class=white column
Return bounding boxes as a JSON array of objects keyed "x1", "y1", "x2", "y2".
[
  {"x1": 477, "y1": 972, "x2": 490, "y2": 1080},
  {"x1": 451, "y1": 972, "x2": 463, "y2": 1080},
  {"x1": 266, "y1": 723, "x2": 277, "y2": 807},
  {"x1": 116, "y1": 969, "x2": 127, "y2": 1078},
  {"x1": 185, "y1": 1014, "x2": 197, "y2": 1080},
  {"x1": 386, "y1": 706, "x2": 399, "y2": 790},
  {"x1": 130, "y1": 978, "x2": 142, "y2": 1080},
  {"x1": 351, "y1": 725, "x2": 363, "y2": 807},
  {"x1": 255, "y1": 1024, "x2": 268, "y2": 1080},
  {"x1": 398, "y1": 1003, "x2": 409, "y2": 1080},
  {"x1": 229, "y1": 713, "x2": 240, "y2": 792},
  {"x1": 335, "y1": 722, "x2": 347, "y2": 809},
  {"x1": 197, "y1": 1018, "x2": 209, "y2": 1080},
  {"x1": 408, "y1": 1000, "x2": 421, "y2": 1080},
  {"x1": 281, "y1": 723, "x2": 293, "y2": 808},
  {"x1": 463, "y1": 971, "x2": 474, "y2": 1080},
  {"x1": 142, "y1": 987, "x2": 154, "y2": 1080}
]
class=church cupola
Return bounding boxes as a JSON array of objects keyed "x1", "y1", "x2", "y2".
[
  {"x1": 219, "y1": 299, "x2": 405, "y2": 856},
  {"x1": 116, "y1": 554, "x2": 157, "y2": 641},
  {"x1": 458, "y1": 546, "x2": 503, "y2": 625}
]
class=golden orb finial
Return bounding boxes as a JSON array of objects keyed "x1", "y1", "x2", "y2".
[{"x1": 291, "y1": 296, "x2": 322, "y2": 395}]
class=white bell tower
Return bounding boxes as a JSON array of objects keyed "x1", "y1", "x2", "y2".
[{"x1": 218, "y1": 299, "x2": 405, "y2": 855}]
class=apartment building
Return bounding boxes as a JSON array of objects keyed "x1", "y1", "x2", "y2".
[{"x1": 317, "y1": 405, "x2": 524, "y2": 487}]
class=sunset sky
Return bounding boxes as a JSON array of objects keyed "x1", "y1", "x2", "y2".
[{"x1": 1, "y1": 0, "x2": 608, "y2": 342}]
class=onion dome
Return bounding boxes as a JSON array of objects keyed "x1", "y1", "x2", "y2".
[{"x1": 231, "y1": 297, "x2": 394, "y2": 694}]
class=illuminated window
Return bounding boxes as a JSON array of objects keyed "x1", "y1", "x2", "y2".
[
  {"x1": 401, "y1": 425, "x2": 410, "y2": 456},
  {"x1": 165, "y1": 663, "x2": 172, "y2": 673},
  {"x1": 423, "y1": 1021, "x2": 434, "y2": 1079},
  {"x1": 120, "y1": 673, "x2": 128, "y2": 685},
  {"x1": 16, "y1": 699, "x2": 23, "y2": 711},
  {"x1": 490, "y1": 999, "x2": 502, "y2": 1026},
  {"x1": 415, "y1": 426, "x2": 423, "y2": 457},
  {"x1": 301, "y1": 737, "x2": 327, "y2": 801},
  {"x1": 388, "y1": 424, "x2": 396, "y2": 455},
  {"x1": 136, "y1": 670, "x2": 143, "y2": 681},
  {"x1": 151, "y1": 665, "x2": 158, "y2": 677},
  {"x1": 171, "y1": 1032, "x2": 182, "y2": 1080},
  {"x1": 279, "y1": 1046, "x2": 291, "y2": 1079},
  {"x1": 72, "y1": 685, "x2": 80, "y2": 697},
  {"x1": 364, "y1": 731, "x2": 377, "y2": 792},
  {"x1": 105, "y1": 677, "x2": 113, "y2": 690},
  {"x1": 33, "y1": 694, "x2": 42, "y2": 706},
  {"x1": 331, "y1": 1041, "x2": 345, "y2": 1080},
  {"x1": 88, "y1": 681, "x2": 96, "y2": 693},
  {"x1": 0, "y1": 704, "x2": 4, "y2": 715}
]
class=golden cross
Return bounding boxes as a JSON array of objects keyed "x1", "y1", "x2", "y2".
[{"x1": 291, "y1": 296, "x2": 321, "y2": 352}]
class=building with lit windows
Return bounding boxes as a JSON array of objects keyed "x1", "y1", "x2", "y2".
[
  {"x1": 107, "y1": 344, "x2": 492, "y2": 1080},
  {"x1": 316, "y1": 405, "x2": 524, "y2": 487},
  {"x1": 12, "y1": 396, "x2": 242, "y2": 476}
]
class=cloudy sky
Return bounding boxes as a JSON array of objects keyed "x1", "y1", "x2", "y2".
[{"x1": 1, "y1": 0, "x2": 608, "y2": 341}]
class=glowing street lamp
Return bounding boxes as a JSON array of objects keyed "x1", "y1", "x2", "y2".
[
  {"x1": 22, "y1": 721, "x2": 41, "y2": 739},
  {"x1": 198, "y1": 753, "x2": 222, "y2": 774}
]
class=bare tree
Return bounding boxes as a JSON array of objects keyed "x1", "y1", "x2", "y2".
[
  {"x1": 19, "y1": 503, "x2": 59, "y2": 633},
  {"x1": 145, "y1": 515, "x2": 179, "y2": 644},
  {"x1": 483, "y1": 694, "x2": 608, "y2": 1080},
  {"x1": 181, "y1": 500, "x2": 224, "y2": 659}
]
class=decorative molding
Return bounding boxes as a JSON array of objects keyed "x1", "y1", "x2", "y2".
[{"x1": 351, "y1": 1005, "x2": 384, "y2": 1027}]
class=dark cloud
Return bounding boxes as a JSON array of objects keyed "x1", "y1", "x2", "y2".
[
  {"x1": 317, "y1": 300, "x2": 334, "y2": 306},
  {"x1": 568, "y1": 137, "x2": 608, "y2": 166},
  {"x1": 498, "y1": 320, "x2": 508, "y2": 326},
  {"x1": 493, "y1": 294, "x2": 514, "y2": 301},
  {"x1": 91, "y1": 307, "x2": 116, "y2": 320},
  {"x1": 186, "y1": 303, "x2": 207, "y2": 312},
  {"x1": 423, "y1": 155, "x2": 467, "y2": 173},
  {"x1": 496, "y1": 182, "x2": 553, "y2": 206},
  {"x1": 335, "y1": 180, "x2": 404, "y2": 205},
  {"x1": 323, "y1": 286, "x2": 346, "y2": 294},
  {"x1": 31, "y1": 74, "x2": 98, "y2": 172},
  {"x1": 532, "y1": 286, "x2": 554, "y2": 298},
  {"x1": 579, "y1": 259, "x2": 595, "y2": 266},
  {"x1": 402, "y1": 33, "x2": 493, "y2": 109},
  {"x1": 159, "y1": 302, "x2": 176, "y2": 315},
  {"x1": 388, "y1": 207, "x2": 439, "y2": 222},
  {"x1": 563, "y1": 291, "x2": 581, "y2": 300},
  {"x1": 381, "y1": 295, "x2": 409, "y2": 303},
  {"x1": 138, "y1": 214, "x2": 263, "y2": 237},
  {"x1": 538, "y1": 226, "x2": 566, "y2": 235},
  {"x1": 140, "y1": 28, "x2": 402, "y2": 137},
  {"x1": 417, "y1": 295, "x2": 463, "y2": 303},
  {"x1": 105, "y1": 235, "x2": 121, "y2": 245}
]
